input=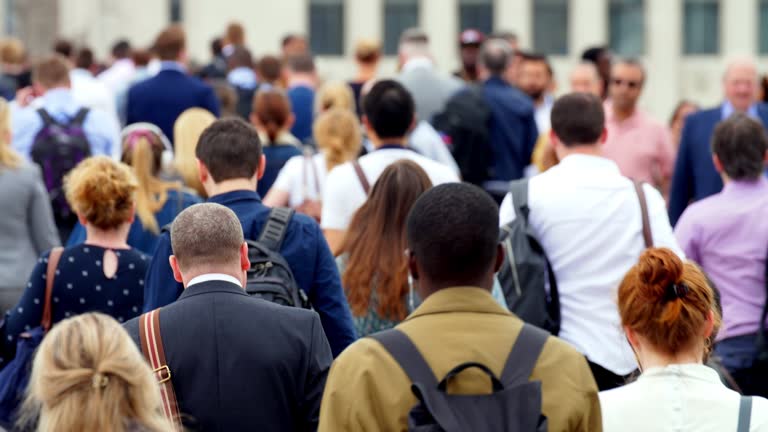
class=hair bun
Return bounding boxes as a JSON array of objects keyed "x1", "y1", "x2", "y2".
[{"x1": 636, "y1": 248, "x2": 684, "y2": 300}]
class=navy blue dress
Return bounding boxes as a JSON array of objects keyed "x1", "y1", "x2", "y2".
[{"x1": 0, "y1": 244, "x2": 147, "y2": 364}]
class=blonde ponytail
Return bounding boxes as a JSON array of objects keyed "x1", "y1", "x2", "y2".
[
  {"x1": 313, "y1": 108, "x2": 362, "y2": 172},
  {"x1": 0, "y1": 98, "x2": 21, "y2": 169}
]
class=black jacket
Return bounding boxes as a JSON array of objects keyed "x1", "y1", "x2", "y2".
[{"x1": 124, "y1": 280, "x2": 332, "y2": 431}]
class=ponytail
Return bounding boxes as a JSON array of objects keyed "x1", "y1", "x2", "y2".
[{"x1": 313, "y1": 108, "x2": 362, "y2": 172}]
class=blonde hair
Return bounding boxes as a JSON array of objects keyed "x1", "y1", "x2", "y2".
[
  {"x1": 355, "y1": 38, "x2": 381, "y2": 63},
  {"x1": 0, "y1": 98, "x2": 21, "y2": 169},
  {"x1": 65, "y1": 156, "x2": 137, "y2": 231},
  {"x1": 19, "y1": 313, "x2": 173, "y2": 432},
  {"x1": 0, "y1": 38, "x2": 25, "y2": 65},
  {"x1": 122, "y1": 130, "x2": 181, "y2": 234},
  {"x1": 314, "y1": 80, "x2": 355, "y2": 116},
  {"x1": 174, "y1": 108, "x2": 216, "y2": 197},
  {"x1": 313, "y1": 108, "x2": 362, "y2": 172}
]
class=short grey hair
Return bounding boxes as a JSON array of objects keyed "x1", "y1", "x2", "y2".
[
  {"x1": 613, "y1": 57, "x2": 646, "y2": 83},
  {"x1": 170, "y1": 203, "x2": 244, "y2": 270},
  {"x1": 398, "y1": 28, "x2": 431, "y2": 58},
  {"x1": 479, "y1": 39, "x2": 513, "y2": 76}
]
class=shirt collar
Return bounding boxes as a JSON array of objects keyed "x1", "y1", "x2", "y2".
[
  {"x1": 227, "y1": 67, "x2": 258, "y2": 90},
  {"x1": 42, "y1": 87, "x2": 75, "y2": 106},
  {"x1": 722, "y1": 176, "x2": 768, "y2": 195},
  {"x1": 722, "y1": 101, "x2": 759, "y2": 120},
  {"x1": 207, "y1": 189, "x2": 262, "y2": 206},
  {"x1": 187, "y1": 273, "x2": 243, "y2": 288},
  {"x1": 402, "y1": 57, "x2": 434, "y2": 73},
  {"x1": 640, "y1": 363, "x2": 722, "y2": 384},
  {"x1": 405, "y1": 287, "x2": 511, "y2": 321},
  {"x1": 160, "y1": 61, "x2": 187, "y2": 73},
  {"x1": 558, "y1": 153, "x2": 622, "y2": 174},
  {"x1": 70, "y1": 68, "x2": 93, "y2": 79}
]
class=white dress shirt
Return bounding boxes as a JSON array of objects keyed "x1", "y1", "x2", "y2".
[
  {"x1": 69, "y1": 69, "x2": 120, "y2": 130},
  {"x1": 187, "y1": 273, "x2": 243, "y2": 288},
  {"x1": 600, "y1": 364, "x2": 768, "y2": 431},
  {"x1": 499, "y1": 154, "x2": 684, "y2": 375},
  {"x1": 98, "y1": 58, "x2": 136, "y2": 95}
]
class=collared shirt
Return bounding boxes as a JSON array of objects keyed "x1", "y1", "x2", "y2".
[
  {"x1": 721, "y1": 101, "x2": 759, "y2": 120},
  {"x1": 603, "y1": 102, "x2": 675, "y2": 186},
  {"x1": 11, "y1": 88, "x2": 121, "y2": 160},
  {"x1": 143, "y1": 189, "x2": 356, "y2": 357},
  {"x1": 675, "y1": 177, "x2": 768, "y2": 340},
  {"x1": 188, "y1": 273, "x2": 243, "y2": 288},
  {"x1": 69, "y1": 68, "x2": 120, "y2": 127},
  {"x1": 499, "y1": 154, "x2": 684, "y2": 375},
  {"x1": 159, "y1": 61, "x2": 187, "y2": 73},
  {"x1": 227, "y1": 67, "x2": 258, "y2": 90},
  {"x1": 600, "y1": 364, "x2": 768, "y2": 431},
  {"x1": 534, "y1": 95, "x2": 554, "y2": 133},
  {"x1": 319, "y1": 287, "x2": 602, "y2": 432},
  {"x1": 321, "y1": 146, "x2": 459, "y2": 231},
  {"x1": 98, "y1": 58, "x2": 136, "y2": 95}
]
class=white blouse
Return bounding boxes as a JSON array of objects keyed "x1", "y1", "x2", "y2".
[
  {"x1": 270, "y1": 153, "x2": 327, "y2": 209},
  {"x1": 600, "y1": 364, "x2": 768, "y2": 432}
]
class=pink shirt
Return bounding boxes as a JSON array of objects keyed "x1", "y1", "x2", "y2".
[{"x1": 603, "y1": 103, "x2": 675, "y2": 186}]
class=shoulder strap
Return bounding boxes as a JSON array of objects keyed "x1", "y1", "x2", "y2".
[
  {"x1": 352, "y1": 160, "x2": 371, "y2": 195},
  {"x1": 257, "y1": 207, "x2": 295, "y2": 252},
  {"x1": 509, "y1": 179, "x2": 530, "y2": 223},
  {"x1": 139, "y1": 310, "x2": 182, "y2": 430},
  {"x1": 368, "y1": 329, "x2": 438, "y2": 388},
  {"x1": 71, "y1": 108, "x2": 89, "y2": 126},
  {"x1": 737, "y1": 396, "x2": 752, "y2": 432},
  {"x1": 500, "y1": 324, "x2": 549, "y2": 386},
  {"x1": 41, "y1": 247, "x2": 64, "y2": 331},
  {"x1": 36, "y1": 109, "x2": 58, "y2": 128},
  {"x1": 633, "y1": 180, "x2": 653, "y2": 248}
]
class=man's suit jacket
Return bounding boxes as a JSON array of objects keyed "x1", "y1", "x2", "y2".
[
  {"x1": 124, "y1": 280, "x2": 332, "y2": 432},
  {"x1": 668, "y1": 103, "x2": 768, "y2": 225},
  {"x1": 126, "y1": 68, "x2": 220, "y2": 142}
]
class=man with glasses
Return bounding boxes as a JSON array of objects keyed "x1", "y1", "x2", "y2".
[{"x1": 603, "y1": 59, "x2": 674, "y2": 196}]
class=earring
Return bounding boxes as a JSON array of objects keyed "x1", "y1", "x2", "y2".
[{"x1": 408, "y1": 274, "x2": 415, "y2": 312}]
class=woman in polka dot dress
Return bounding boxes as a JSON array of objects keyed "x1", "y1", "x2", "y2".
[{"x1": 0, "y1": 157, "x2": 146, "y2": 365}]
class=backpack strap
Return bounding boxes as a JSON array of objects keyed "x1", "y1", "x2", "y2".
[
  {"x1": 41, "y1": 247, "x2": 64, "y2": 332},
  {"x1": 368, "y1": 329, "x2": 439, "y2": 388},
  {"x1": 36, "y1": 109, "x2": 59, "y2": 128},
  {"x1": 257, "y1": 207, "x2": 295, "y2": 252},
  {"x1": 500, "y1": 324, "x2": 549, "y2": 386},
  {"x1": 71, "y1": 108, "x2": 90, "y2": 126},
  {"x1": 632, "y1": 180, "x2": 653, "y2": 248},
  {"x1": 737, "y1": 396, "x2": 752, "y2": 432},
  {"x1": 352, "y1": 160, "x2": 371, "y2": 195},
  {"x1": 509, "y1": 179, "x2": 530, "y2": 223},
  {"x1": 139, "y1": 309, "x2": 182, "y2": 430}
]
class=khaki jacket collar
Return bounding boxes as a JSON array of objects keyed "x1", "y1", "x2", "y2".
[{"x1": 405, "y1": 287, "x2": 512, "y2": 321}]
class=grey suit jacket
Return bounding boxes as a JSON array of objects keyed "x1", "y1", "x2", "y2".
[{"x1": 398, "y1": 63, "x2": 464, "y2": 124}]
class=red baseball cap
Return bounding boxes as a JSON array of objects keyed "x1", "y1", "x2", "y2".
[{"x1": 459, "y1": 29, "x2": 485, "y2": 46}]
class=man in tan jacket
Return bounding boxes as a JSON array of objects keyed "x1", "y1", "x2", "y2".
[{"x1": 319, "y1": 183, "x2": 601, "y2": 432}]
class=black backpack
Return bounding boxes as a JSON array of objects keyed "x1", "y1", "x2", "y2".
[
  {"x1": 369, "y1": 324, "x2": 549, "y2": 432},
  {"x1": 30, "y1": 108, "x2": 91, "y2": 240},
  {"x1": 498, "y1": 180, "x2": 560, "y2": 335},
  {"x1": 246, "y1": 207, "x2": 310, "y2": 308},
  {"x1": 432, "y1": 86, "x2": 493, "y2": 186}
]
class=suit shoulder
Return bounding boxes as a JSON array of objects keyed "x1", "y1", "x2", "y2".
[
  {"x1": 686, "y1": 107, "x2": 721, "y2": 125},
  {"x1": 122, "y1": 316, "x2": 141, "y2": 346}
]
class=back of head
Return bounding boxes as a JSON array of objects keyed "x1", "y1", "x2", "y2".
[
  {"x1": 252, "y1": 89, "x2": 292, "y2": 142},
  {"x1": 355, "y1": 38, "x2": 381, "y2": 64},
  {"x1": 618, "y1": 248, "x2": 720, "y2": 357},
  {"x1": 53, "y1": 39, "x2": 73, "y2": 59},
  {"x1": 174, "y1": 108, "x2": 216, "y2": 197},
  {"x1": 211, "y1": 80, "x2": 238, "y2": 117},
  {"x1": 210, "y1": 37, "x2": 223, "y2": 57},
  {"x1": 398, "y1": 28, "x2": 430, "y2": 60},
  {"x1": 257, "y1": 55, "x2": 283, "y2": 84},
  {"x1": 196, "y1": 118, "x2": 262, "y2": 183},
  {"x1": 171, "y1": 203, "x2": 244, "y2": 272},
  {"x1": 550, "y1": 93, "x2": 605, "y2": 147},
  {"x1": 406, "y1": 183, "x2": 500, "y2": 287},
  {"x1": 0, "y1": 38, "x2": 25, "y2": 65},
  {"x1": 111, "y1": 40, "x2": 131, "y2": 59},
  {"x1": 479, "y1": 38, "x2": 512, "y2": 76},
  {"x1": 343, "y1": 160, "x2": 433, "y2": 319},
  {"x1": 225, "y1": 22, "x2": 246, "y2": 47},
  {"x1": 227, "y1": 45, "x2": 253, "y2": 70},
  {"x1": 362, "y1": 79, "x2": 414, "y2": 140},
  {"x1": 75, "y1": 48, "x2": 95, "y2": 70},
  {"x1": 712, "y1": 113, "x2": 768, "y2": 180},
  {"x1": 315, "y1": 80, "x2": 355, "y2": 115},
  {"x1": 153, "y1": 24, "x2": 185, "y2": 61},
  {"x1": 581, "y1": 46, "x2": 607, "y2": 64},
  {"x1": 33, "y1": 55, "x2": 71, "y2": 89},
  {"x1": 286, "y1": 53, "x2": 315, "y2": 74},
  {"x1": 0, "y1": 98, "x2": 20, "y2": 169},
  {"x1": 21, "y1": 313, "x2": 172, "y2": 432},
  {"x1": 131, "y1": 49, "x2": 152, "y2": 67},
  {"x1": 65, "y1": 156, "x2": 137, "y2": 231},
  {"x1": 313, "y1": 108, "x2": 362, "y2": 172}
]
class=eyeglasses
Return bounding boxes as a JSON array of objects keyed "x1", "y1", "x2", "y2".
[{"x1": 612, "y1": 78, "x2": 641, "y2": 89}]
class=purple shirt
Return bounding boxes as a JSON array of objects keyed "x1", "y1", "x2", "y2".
[{"x1": 675, "y1": 177, "x2": 768, "y2": 340}]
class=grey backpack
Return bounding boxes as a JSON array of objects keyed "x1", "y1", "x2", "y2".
[{"x1": 369, "y1": 324, "x2": 549, "y2": 432}]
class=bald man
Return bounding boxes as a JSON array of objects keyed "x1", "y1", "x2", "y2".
[
  {"x1": 669, "y1": 58, "x2": 768, "y2": 225},
  {"x1": 570, "y1": 62, "x2": 603, "y2": 96}
]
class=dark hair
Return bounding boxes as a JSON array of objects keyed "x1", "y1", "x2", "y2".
[
  {"x1": 342, "y1": 160, "x2": 433, "y2": 321},
  {"x1": 153, "y1": 25, "x2": 185, "y2": 61},
  {"x1": 211, "y1": 37, "x2": 223, "y2": 56},
  {"x1": 252, "y1": 90, "x2": 292, "y2": 143},
  {"x1": 668, "y1": 100, "x2": 698, "y2": 127},
  {"x1": 53, "y1": 39, "x2": 73, "y2": 58},
  {"x1": 111, "y1": 40, "x2": 131, "y2": 59},
  {"x1": 131, "y1": 49, "x2": 152, "y2": 67},
  {"x1": 286, "y1": 54, "x2": 315, "y2": 73},
  {"x1": 711, "y1": 113, "x2": 768, "y2": 180},
  {"x1": 521, "y1": 52, "x2": 553, "y2": 77},
  {"x1": 614, "y1": 57, "x2": 646, "y2": 83},
  {"x1": 282, "y1": 34, "x2": 302, "y2": 48},
  {"x1": 227, "y1": 45, "x2": 253, "y2": 70},
  {"x1": 257, "y1": 55, "x2": 283, "y2": 83},
  {"x1": 406, "y1": 183, "x2": 499, "y2": 286},
  {"x1": 74, "y1": 48, "x2": 94, "y2": 70},
  {"x1": 581, "y1": 46, "x2": 608, "y2": 63},
  {"x1": 479, "y1": 39, "x2": 512, "y2": 76},
  {"x1": 551, "y1": 93, "x2": 605, "y2": 146},
  {"x1": 362, "y1": 80, "x2": 414, "y2": 139},
  {"x1": 196, "y1": 118, "x2": 263, "y2": 183}
]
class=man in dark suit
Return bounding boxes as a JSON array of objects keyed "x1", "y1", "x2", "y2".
[
  {"x1": 669, "y1": 59, "x2": 768, "y2": 225},
  {"x1": 126, "y1": 25, "x2": 220, "y2": 141},
  {"x1": 125, "y1": 202, "x2": 332, "y2": 431}
]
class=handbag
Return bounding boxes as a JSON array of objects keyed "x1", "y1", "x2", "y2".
[{"x1": 0, "y1": 247, "x2": 63, "y2": 427}]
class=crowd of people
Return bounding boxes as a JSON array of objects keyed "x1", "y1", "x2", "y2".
[{"x1": 0, "y1": 18, "x2": 766, "y2": 431}]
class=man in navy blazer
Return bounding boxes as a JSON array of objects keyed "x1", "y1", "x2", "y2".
[
  {"x1": 126, "y1": 25, "x2": 219, "y2": 141},
  {"x1": 669, "y1": 59, "x2": 768, "y2": 225},
  {"x1": 125, "y1": 202, "x2": 332, "y2": 431}
]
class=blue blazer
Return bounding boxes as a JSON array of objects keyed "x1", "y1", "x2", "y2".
[
  {"x1": 126, "y1": 69, "x2": 220, "y2": 142},
  {"x1": 669, "y1": 104, "x2": 768, "y2": 225}
]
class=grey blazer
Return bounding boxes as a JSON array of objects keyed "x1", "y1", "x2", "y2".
[
  {"x1": 398, "y1": 64, "x2": 464, "y2": 124},
  {"x1": 0, "y1": 162, "x2": 59, "y2": 292}
]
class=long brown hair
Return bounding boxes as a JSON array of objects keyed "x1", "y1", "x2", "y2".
[{"x1": 341, "y1": 160, "x2": 432, "y2": 320}]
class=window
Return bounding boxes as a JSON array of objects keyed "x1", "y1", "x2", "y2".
[
  {"x1": 170, "y1": 0, "x2": 182, "y2": 23},
  {"x1": 309, "y1": 0, "x2": 345, "y2": 56},
  {"x1": 759, "y1": 0, "x2": 768, "y2": 54},
  {"x1": 683, "y1": 0, "x2": 719, "y2": 55},
  {"x1": 4, "y1": 0, "x2": 17, "y2": 35},
  {"x1": 533, "y1": 0, "x2": 569, "y2": 55},
  {"x1": 609, "y1": 0, "x2": 644, "y2": 56},
  {"x1": 384, "y1": 0, "x2": 419, "y2": 55},
  {"x1": 459, "y1": 0, "x2": 493, "y2": 35}
]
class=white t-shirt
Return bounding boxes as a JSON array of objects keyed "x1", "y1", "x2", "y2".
[
  {"x1": 321, "y1": 147, "x2": 460, "y2": 231},
  {"x1": 499, "y1": 154, "x2": 684, "y2": 376},
  {"x1": 271, "y1": 153, "x2": 327, "y2": 208}
]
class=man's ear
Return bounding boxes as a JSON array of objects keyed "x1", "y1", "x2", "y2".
[
  {"x1": 712, "y1": 154, "x2": 724, "y2": 174},
  {"x1": 599, "y1": 127, "x2": 608, "y2": 144},
  {"x1": 286, "y1": 113, "x2": 296, "y2": 131},
  {"x1": 256, "y1": 154, "x2": 266, "y2": 180},
  {"x1": 169, "y1": 256, "x2": 183, "y2": 283},
  {"x1": 240, "y1": 242, "x2": 250, "y2": 272},
  {"x1": 493, "y1": 243, "x2": 505, "y2": 274},
  {"x1": 408, "y1": 251, "x2": 419, "y2": 281},
  {"x1": 197, "y1": 159, "x2": 209, "y2": 184}
]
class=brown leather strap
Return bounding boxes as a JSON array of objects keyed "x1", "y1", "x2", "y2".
[
  {"x1": 633, "y1": 180, "x2": 653, "y2": 248},
  {"x1": 140, "y1": 310, "x2": 182, "y2": 430},
  {"x1": 41, "y1": 247, "x2": 63, "y2": 331},
  {"x1": 352, "y1": 160, "x2": 371, "y2": 195}
]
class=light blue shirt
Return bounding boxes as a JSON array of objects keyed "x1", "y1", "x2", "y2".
[
  {"x1": 227, "y1": 67, "x2": 258, "y2": 90},
  {"x1": 721, "y1": 101, "x2": 759, "y2": 120},
  {"x1": 11, "y1": 88, "x2": 120, "y2": 160}
]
